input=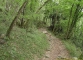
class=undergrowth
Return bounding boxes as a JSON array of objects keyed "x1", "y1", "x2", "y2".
[
  {"x1": 55, "y1": 32, "x2": 82, "y2": 58},
  {"x1": 63, "y1": 40, "x2": 82, "y2": 57},
  {"x1": 0, "y1": 26, "x2": 49, "y2": 60}
]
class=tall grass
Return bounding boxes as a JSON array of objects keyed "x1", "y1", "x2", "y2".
[
  {"x1": 63, "y1": 40, "x2": 82, "y2": 57},
  {"x1": 0, "y1": 26, "x2": 49, "y2": 60}
]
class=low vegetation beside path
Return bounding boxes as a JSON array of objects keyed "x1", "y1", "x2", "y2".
[{"x1": 0, "y1": 27, "x2": 49, "y2": 60}]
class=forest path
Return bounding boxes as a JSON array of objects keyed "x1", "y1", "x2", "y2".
[{"x1": 38, "y1": 28, "x2": 71, "y2": 60}]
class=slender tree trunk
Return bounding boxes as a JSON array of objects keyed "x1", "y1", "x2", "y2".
[
  {"x1": 66, "y1": 2, "x2": 81, "y2": 39},
  {"x1": 66, "y1": 4, "x2": 74, "y2": 39},
  {"x1": 20, "y1": 7, "x2": 25, "y2": 27},
  {"x1": 36, "y1": 0, "x2": 50, "y2": 13},
  {"x1": 6, "y1": 1, "x2": 28, "y2": 37}
]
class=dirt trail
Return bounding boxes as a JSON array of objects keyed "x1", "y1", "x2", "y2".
[{"x1": 39, "y1": 28, "x2": 70, "y2": 60}]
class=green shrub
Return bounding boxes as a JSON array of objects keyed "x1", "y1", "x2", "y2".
[{"x1": 63, "y1": 40, "x2": 82, "y2": 57}]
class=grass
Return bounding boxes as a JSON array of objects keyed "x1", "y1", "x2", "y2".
[
  {"x1": 0, "y1": 26, "x2": 49, "y2": 60},
  {"x1": 48, "y1": 30, "x2": 82, "y2": 58},
  {"x1": 63, "y1": 40, "x2": 82, "y2": 57},
  {"x1": 51, "y1": 28, "x2": 83, "y2": 58}
]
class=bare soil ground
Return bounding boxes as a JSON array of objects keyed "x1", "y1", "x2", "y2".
[{"x1": 38, "y1": 28, "x2": 71, "y2": 60}]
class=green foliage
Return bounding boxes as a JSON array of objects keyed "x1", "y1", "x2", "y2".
[
  {"x1": 63, "y1": 40, "x2": 82, "y2": 57},
  {"x1": 70, "y1": 17, "x2": 83, "y2": 50},
  {"x1": 0, "y1": 26, "x2": 49, "y2": 60},
  {"x1": 44, "y1": 0, "x2": 83, "y2": 58},
  {"x1": 0, "y1": 0, "x2": 83, "y2": 59}
]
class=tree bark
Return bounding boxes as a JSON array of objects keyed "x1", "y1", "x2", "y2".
[
  {"x1": 20, "y1": 6, "x2": 25, "y2": 27},
  {"x1": 66, "y1": 2, "x2": 81, "y2": 39},
  {"x1": 6, "y1": 1, "x2": 28, "y2": 37},
  {"x1": 36, "y1": 0, "x2": 50, "y2": 13},
  {"x1": 65, "y1": 4, "x2": 74, "y2": 39}
]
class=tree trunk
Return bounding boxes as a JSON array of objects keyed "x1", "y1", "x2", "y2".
[
  {"x1": 66, "y1": 2, "x2": 81, "y2": 39},
  {"x1": 20, "y1": 6, "x2": 25, "y2": 27},
  {"x1": 65, "y1": 4, "x2": 74, "y2": 39},
  {"x1": 6, "y1": 1, "x2": 28, "y2": 37},
  {"x1": 36, "y1": 0, "x2": 50, "y2": 13}
]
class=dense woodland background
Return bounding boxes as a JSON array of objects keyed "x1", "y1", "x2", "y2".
[{"x1": 0, "y1": 0, "x2": 83, "y2": 60}]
